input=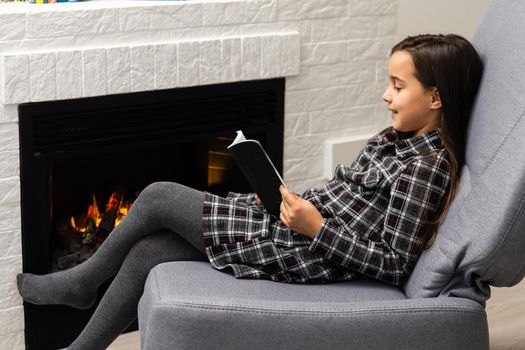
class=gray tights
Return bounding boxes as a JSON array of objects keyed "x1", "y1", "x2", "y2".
[
  {"x1": 73, "y1": 230, "x2": 208, "y2": 350},
  {"x1": 17, "y1": 181, "x2": 209, "y2": 350}
]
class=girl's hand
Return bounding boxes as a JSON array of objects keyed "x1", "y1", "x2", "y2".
[
  {"x1": 255, "y1": 194, "x2": 264, "y2": 208},
  {"x1": 278, "y1": 185, "x2": 324, "y2": 240}
]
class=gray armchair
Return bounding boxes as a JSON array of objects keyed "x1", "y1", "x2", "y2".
[{"x1": 137, "y1": 0, "x2": 525, "y2": 348}]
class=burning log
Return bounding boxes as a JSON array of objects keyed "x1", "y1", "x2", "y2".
[
  {"x1": 96, "y1": 185, "x2": 126, "y2": 239},
  {"x1": 52, "y1": 184, "x2": 136, "y2": 271},
  {"x1": 54, "y1": 216, "x2": 82, "y2": 254},
  {"x1": 96, "y1": 208, "x2": 117, "y2": 239}
]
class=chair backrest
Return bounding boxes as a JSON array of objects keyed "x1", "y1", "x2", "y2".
[{"x1": 402, "y1": 0, "x2": 525, "y2": 307}]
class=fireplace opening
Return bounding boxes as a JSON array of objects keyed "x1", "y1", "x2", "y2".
[
  {"x1": 18, "y1": 78, "x2": 285, "y2": 349},
  {"x1": 49, "y1": 134, "x2": 249, "y2": 271}
]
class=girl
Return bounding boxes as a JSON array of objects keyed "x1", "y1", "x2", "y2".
[{"x1": 16, "y1": 33, "x2": 483, "y2": 350}]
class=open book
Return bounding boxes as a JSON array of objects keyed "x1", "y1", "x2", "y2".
[{"x1": 227, "y1": 130, "x2": 287, "y2": 217}]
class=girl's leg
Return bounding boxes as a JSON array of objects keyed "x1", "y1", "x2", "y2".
[
  {"x1": 17, "y1": 181, "x2": 206, "y2": 309},
  {"x1": 67, "y1": 229, "x2": 208, "y2": 350}
]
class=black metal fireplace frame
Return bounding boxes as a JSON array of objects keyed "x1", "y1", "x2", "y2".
[{"x1": 18, "y1": 77, "x2": 285, "y2": 349}]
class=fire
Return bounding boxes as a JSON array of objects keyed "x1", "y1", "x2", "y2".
[
  {"x1": 87, "y1": 194, "x2": 101, "y2": 228},
  {"x1": 68, "y1": 189, "x2": 134, "y2": 242},
  {"x1": 115, "y1": 207, "x2": 128, "y2": 227},
  {"x1": 54, "y1": 186, "x2": 137, "y2": 270}
]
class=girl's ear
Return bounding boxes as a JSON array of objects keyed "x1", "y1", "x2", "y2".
[{"x1": 429, "y1": 87, "x2": 442, "y2": 110}]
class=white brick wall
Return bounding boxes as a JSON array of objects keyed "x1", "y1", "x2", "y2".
[
  {"x1": 1, "y1": 31, "x2": 300, "y2": 104},
  {"x1": 0, "y1": 0, "x2": 397, "y2": 347}
]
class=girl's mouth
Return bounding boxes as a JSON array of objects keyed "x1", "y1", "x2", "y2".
[{"x1": 389, "y1": 109, "x2": 398, "y2": 118}]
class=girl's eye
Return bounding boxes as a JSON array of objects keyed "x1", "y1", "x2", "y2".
[{"x1": 394, "y1": 86, "x2": 401, "y2": 91}]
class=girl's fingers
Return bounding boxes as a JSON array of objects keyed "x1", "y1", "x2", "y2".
[
  {"x1": 281, "y1": 197, "x2": 292, "y2": 212},
  {"x1": 255, "y1": 195, "x2": 263, "y2": 207},
  {"x1": 280, "y1": 203, "x2": 288, "y2": 225},
  {"x1": 279, "y1": 201, "x2": 288, "y2": 225},
  {"x1": 280, "y1": 187, "x2": 294, "y2": 205},
  {"x1": 279, "y1": 185, "x2": 289, "y2": 198}
]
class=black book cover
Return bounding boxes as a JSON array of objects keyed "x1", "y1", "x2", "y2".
[{"x1": 227, "y1": 130, "x2": 287, "y2": 217}]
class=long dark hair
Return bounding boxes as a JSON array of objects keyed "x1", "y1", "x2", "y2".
[{"x1": 389, "y1": 34, "x2": 483, "y2": 251}]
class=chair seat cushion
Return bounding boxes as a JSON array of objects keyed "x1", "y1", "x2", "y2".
[{"x1": 138, "y1": 261, "x2": 488, "y2": 350}]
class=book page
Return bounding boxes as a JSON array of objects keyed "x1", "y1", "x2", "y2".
[{"x1": 228, "y1": 130, "x2": 247, "y2": 148}]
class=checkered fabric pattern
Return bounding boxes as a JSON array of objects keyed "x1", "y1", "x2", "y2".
[{"x1": 202, "y1": 126, "x2": 451, "y2": 286}]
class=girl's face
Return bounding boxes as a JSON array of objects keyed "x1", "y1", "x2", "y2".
[{"x1": 382, "y1": 50, "x2": 442, "y2": 136}]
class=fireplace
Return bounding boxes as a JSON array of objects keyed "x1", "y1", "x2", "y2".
[{"x1": 18, "y1": 78, "x2": 285, "y2": 349}]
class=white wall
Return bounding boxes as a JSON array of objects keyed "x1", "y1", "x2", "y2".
[
  {"x1": 396, "y1": 0, "x2": 491, "y2": 41},
  {"x1": 0, "y1": 2, "x2": 399, "y2": 347}
]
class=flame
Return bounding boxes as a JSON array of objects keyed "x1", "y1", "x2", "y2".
[
  {"x1": 115, "y1": 205, "x2": 130, "y2": 227},
  {"x1": 65, "y1": 189, "x2": 133, "y2": 238},
  {"x1": 106, "y1": 192, "x2": 120, "y2": 211},
  {"x1": 70, "y1": 216, "x2": 87, "y2": 233},
  {"x1": 88, "y1": 194, "x2": 102, "y2": 227}
]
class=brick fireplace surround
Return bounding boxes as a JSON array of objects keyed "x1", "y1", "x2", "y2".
[{"x1": 0, "y1": 0, "x2": 396, "y2": 348}]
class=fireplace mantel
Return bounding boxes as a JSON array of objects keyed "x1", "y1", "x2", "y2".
[
  {"x1": 0, "y1": 31, "x2": 299, "y2": 104},
  {"x1": 0, "y1": 1, "x2": 300, "y2": 104}
]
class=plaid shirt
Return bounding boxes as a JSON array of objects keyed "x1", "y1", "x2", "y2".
[{"x1": 202, "y1": 126, "x2": 451, "y2": 286}]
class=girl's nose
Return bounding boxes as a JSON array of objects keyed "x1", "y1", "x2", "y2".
[{"x1": 382, "y1": 88, "x2": 391, "y2": 103}]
